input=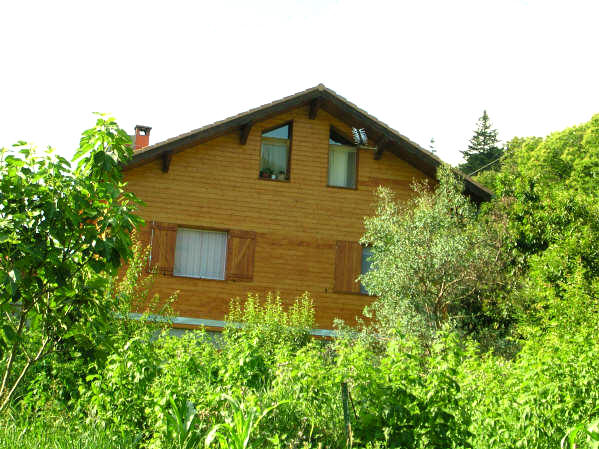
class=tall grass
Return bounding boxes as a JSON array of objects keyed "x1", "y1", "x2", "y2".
[{"x1": 0, "y1": 421, "x2": 137, "y2": 449}]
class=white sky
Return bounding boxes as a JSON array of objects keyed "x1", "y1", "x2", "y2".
[{"x1": 1, "y1": 0, "x2": 598, "y2": 165}]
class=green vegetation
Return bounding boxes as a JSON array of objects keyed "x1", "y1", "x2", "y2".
[
  {"x1": 1, "y1": 114, "x2": 599, "y2": 448},
  {"x1": 0, "y1": 115, "x2": 142, "y2": 412},
  {"x1": 360, "y1": 166, "x2": 512, "y2": 346}
]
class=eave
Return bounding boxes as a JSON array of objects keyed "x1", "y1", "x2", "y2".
[{"x1": 123, "y1": 84, "x2": 493, "y2": 203}]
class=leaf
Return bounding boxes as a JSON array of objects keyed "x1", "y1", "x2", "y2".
[
  {"x1": 205, "y1": 425, "x2": 223, "y2": 448},
  {"x1": 0, "y1": 325, "x2": 18, "y2": 346}
]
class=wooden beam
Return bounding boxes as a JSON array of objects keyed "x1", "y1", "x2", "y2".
[
  {"x1": 309, "y1": 97, "x2": 323, "y2": 120},
  {"x1": 124, "y1": 90, "x2": 322, "y2": 170},
  {"x1": 162, "y1": 152, "x2": 172, "y2": 173},
  {"x1": 374, "y1": 138, "x2": 388, "y2": 160},
  {"x1": 239, "y1": 122, "x2": 253, "y2": 145}
]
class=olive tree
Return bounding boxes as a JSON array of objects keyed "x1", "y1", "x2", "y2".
[
  {"x1": 0, "y1": 115, "x2": 142, "y2": 411},
  {"x1": 360, "y1": 165, "x2": 509, "y2": 343}
]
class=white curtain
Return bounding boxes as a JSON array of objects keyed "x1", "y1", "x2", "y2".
[
  {"x1": 173, "y1": 229, "x2": 227, "y2": 280},
  {"x1": 329, "y1": 146, "x2": 356, "y2": 187},
  {"x1": 261, "y1": 140, "x2": 288, "y2": 173}
]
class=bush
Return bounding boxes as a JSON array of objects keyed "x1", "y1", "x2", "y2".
[
  {"x1": 10, "y1": 233, "x2": 170, "y2": 418},
  {"x1": 459, "y1": 275, "x2": 599, "y2": 449}
]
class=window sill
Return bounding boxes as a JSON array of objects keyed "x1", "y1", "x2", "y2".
[
  {"x1": 258, "y1": 177, "x2": 290, "y2": 183},
  {"x1": 327, "y1": 184, "x2": 357, "y2": 191},
  {"x1": 172, "y1": 274, "x2": 226, "y2": 282}
]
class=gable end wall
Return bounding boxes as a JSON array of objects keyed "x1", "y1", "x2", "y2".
[{"x1": 124, "y1": 105, "x2": 432, "y2": 328}]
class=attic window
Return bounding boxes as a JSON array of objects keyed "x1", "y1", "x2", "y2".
[
  {"x1": 329, "y1": 128, "x2": 353, "y2": 146},
  {"x1": 260, "y1": 123, "x2": 291, "y2": 181},
  {"x1": 328, "y1": 128, "x2": 357, "y2": 188}
]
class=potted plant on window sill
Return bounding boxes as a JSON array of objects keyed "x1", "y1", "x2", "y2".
[
  {"x1": 277, "y1": 171, "x2": 286, "y2": 180},
  {"x1": 260, "y1": 168, "x2": 273, "y2": 179}
]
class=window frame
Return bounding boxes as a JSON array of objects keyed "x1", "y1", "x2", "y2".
[
  {"x1": 258, "y1": 121, "x2": 293, "y2": 182},
  {"x1": 327, "y1": 126, "x2": 359, "y2": 190},
  {"x1": 172, "y1": 226, "x2": 229, "y2": 281}
]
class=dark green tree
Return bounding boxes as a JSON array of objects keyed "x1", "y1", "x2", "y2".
[{"x1": 460, "y1": 110, "x2": 504, "y2": 175}]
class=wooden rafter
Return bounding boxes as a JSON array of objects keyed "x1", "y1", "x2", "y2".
[
  {"x1": 162, "y1": 152, "x2": 173, "y2": 173},
  {"x1": 374, "y1": 138, "x2": 388, "y2": 160},
  {"x1": 309, "y1": 97, "x2": 323, "y2": 120},
  {"x1": 239, "y1": 122, "x2": 253, "y2": 145}
]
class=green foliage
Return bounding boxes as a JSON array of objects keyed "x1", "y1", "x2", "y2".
[
  {"x1": 166, "y1": 396, "x2": 203, "y2": 449},
  {"x1": 459, "y1": 110, "x2": 504, "y2": 175},
  {"x1": 458, "y1": 276, "x2": 599, "y2": 449},
  {"x1": 13, "y1": 235, "x2": 171, "y2": 418},
  {"x1": 145, "y1": 330, "x2": 220, "y2": 448},
  {"x1": 0, "y1": 417, "x2": 138, "y2": 449},
  {"x1": 361, "y1": 165, "x2": 511, "y2": 342},
  {"x1": 223, "y1": 293, "x2": 314, "y2": 389},
  {"x1": 0, "y1": 114, "x2": 142, "y2": 412},
  {"x1": 490, "y1": 115, "x2": 599, "y2": 327},
  {"x1": 453, "y1": 114, "x2": 599, "y2": 449},
  {"x1": 205, "y1": 395, "x2": 283, "y2": 449},
  {"x1": 6, "y1": 113, "x2": 599, "y2": 449},
  {"x1": 84, "y1": 332, "x2": 160, "y2": 440},
  {"x1": 79, "y1": 293, "x2": 319, "y2": 448},
  {"x1": 563, "y1": 418, "x2": 599, "y2": 449},
  {"x1": 334, "y1": 332, "x2": 472, "y2": 449}
]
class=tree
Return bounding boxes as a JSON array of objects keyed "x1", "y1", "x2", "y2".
[
  {"x1": 360, "y1": 165, "x2": 510, "y2": 343},
  {"x1": 460, "y1": 110, "x2": 504, "y2": 175},
  {"x1": 0, "y1": 115, "x2": 142, "y2": 411},
  {"x1": 492, "y1": 115, "x2": 599, "y2": 330}
]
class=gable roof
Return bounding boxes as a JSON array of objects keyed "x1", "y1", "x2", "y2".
[{"x1": 124, "y1": 84, "x2": 492, "y2": 203}]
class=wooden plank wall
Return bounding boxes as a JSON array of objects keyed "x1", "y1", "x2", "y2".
[{"x1": 124, "y1": 106, "x2": 432, "y2": 329}]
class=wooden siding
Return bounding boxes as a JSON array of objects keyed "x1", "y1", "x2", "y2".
[{"x1": 124, "y1": 106, "x2": 431, "y2": 329}]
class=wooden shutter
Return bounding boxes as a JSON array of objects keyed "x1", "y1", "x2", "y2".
[
  {"x1": 226, "y1": 230, "x2": 256, "y2": 281},
  {"x1": 134, "y1": 224, "x2": 153, "y2": 272},
  {"x1": 150, "y1": 222, "x2": 178, "y2": 275},
  {"x1": 136, "y1": 225, "x2": 152, "y2": 249},
  {"x1": 334, "y1": 240, "x2": 362, "y2": 293}
]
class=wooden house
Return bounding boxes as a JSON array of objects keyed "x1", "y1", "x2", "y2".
[{"x1": 123, "y1": 84, "x2": 491, "y2": 334}]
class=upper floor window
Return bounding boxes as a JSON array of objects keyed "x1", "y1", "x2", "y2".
[
  {"x1": 173, "y1": 228, "x2": 227, "y2": 280},
  {"x1": 260, "y1": 123, "x2": 291, "y2": 181},
  {"x1": 328, "y1": 128, "x2": 357, "y2": 188}
]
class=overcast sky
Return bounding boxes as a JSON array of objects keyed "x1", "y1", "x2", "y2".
[{"x1": 1, "y1": 0, "x2": 598, "y2": 166}]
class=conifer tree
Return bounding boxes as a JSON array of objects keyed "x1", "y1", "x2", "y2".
[{"x1": 460, "y1": 110, "x2": 504, "y2": 175}]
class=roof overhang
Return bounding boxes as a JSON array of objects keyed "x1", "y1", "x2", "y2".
[{"x1": 124, "y1": 84, "x2": 492, "y2": 203}]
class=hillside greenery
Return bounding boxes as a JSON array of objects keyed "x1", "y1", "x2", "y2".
[{"x1": 1, "y1": 115, "x2": 599, "y2": 448}]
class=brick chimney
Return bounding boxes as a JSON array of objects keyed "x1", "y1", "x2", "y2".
[{"x1": 134, "y1": 125, "x2": 152, "y2": 150}]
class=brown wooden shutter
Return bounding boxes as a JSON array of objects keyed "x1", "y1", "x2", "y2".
[
  {"x1": 135, "y1": 224, "x2": 153, "y2": 272},
  {"x1": 136, "y1": 225, "x2": 152, "y2": 249},
  {"x1": 334, "y1": 240, "x2": 362, "y2": 293},
  {"x1": 226, "y1": 230, "x2": 256, "y2": 281},
  {"x1": 150, "y1": 222, "x2": 178, "y2": 275}
]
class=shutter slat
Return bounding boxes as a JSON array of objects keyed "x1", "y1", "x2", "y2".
[
  {"x1": 226, "y1": 230, "x2": 256, "y2": 281},
  {"x1": 150, "y1": 222, "x2": 178, "y2": 275},
  {"x1": 334, "y1": 240, "x2": 362, "y2": 293}
]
